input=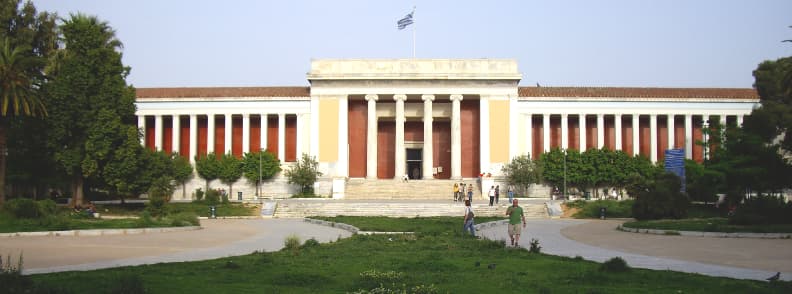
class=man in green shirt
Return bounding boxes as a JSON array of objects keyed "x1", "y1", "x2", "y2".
[{"x1": 505, "y1": 199, "x2": 526, "y2": 247}]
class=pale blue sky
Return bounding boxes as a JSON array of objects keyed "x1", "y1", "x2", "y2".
[{"x1": 34, "y1": 0, "x2": 792, "y2": 88}]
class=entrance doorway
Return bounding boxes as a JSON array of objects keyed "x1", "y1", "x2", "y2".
[{"x1": 406, "y1": 148, "x2": 422, "y2": 179}]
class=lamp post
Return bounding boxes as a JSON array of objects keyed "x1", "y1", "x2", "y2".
[
  {"x1": 258, "y1": 148, "x2": 265, "y2": 199},
  {"x1": 563, "y1": 149, "x2": 567, "y2": 200}
]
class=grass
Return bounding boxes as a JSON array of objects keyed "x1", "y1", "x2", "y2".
[
  {"x1": 623, "y1": 218, "x2": 792, "y2": 233},
  {"x1": 310, "y1": 216, "x2": 504, "y2": 233},
  {"x1": 0, "y1": 212, "x2": 198, "y2": 233},
  {"x1": 95, "y1": 202, "x2": 257, "y2": 218},
  {"x1": 565, "y1": 199, "x2": 634, "y2": 219},
  {"x1": 23, "y1": 216, "x2": 791, "y2": 293}
]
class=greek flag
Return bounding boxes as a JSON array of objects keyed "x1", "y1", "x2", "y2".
[{"x1": 397, "y1": 11, "x2": 414, "y2": 30}]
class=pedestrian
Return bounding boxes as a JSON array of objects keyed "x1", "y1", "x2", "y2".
[
  {"x1": 495, "y1": 185, "x2": 500, "y2": 204},
  {"x1": 505, "y1": 199, "x2": 527, "y2": 247},
  {"x1": 467, "y1": 184, "x2": 473, "y2": 202},
  {"x1": 463, "y1": 200, "x2": 476, "y2": 237},
  {"x1": 507, "y1": 185, "x2": 514, "y2": 203},
  {"x1": 453, "y1": 183, "x2": 459, "y2": 202},
  {"x1": 488, "y1": 186, "x2": 495, "y2": 206}
]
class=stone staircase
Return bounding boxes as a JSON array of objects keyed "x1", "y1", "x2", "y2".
[
  {"x1": 344, "y1": 179, "x2": 483, "y2": 200},
  {"x1": 272, "y1": 201, "x2": 548, "y2": 218}
]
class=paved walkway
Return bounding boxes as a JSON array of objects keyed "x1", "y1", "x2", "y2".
[
  {"x1": 478, "y1": 219, "x2": 792, "y2": 281},
  {"x1": 1, "y1": 219, "x2": 351, "y2": 275}
]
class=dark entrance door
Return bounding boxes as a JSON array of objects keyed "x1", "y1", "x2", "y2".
[{"x1": 406, "y1": 148, "x2": 422, "y2": 179}]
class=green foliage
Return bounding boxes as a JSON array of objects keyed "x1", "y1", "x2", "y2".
[
  {"x1": 241, "y1": 150, "x2": 281, "y2": 196},
  {"x1": 568, "y1": 200, "x2": 634, "y2": 219},
  {"x1": 302, "y1": 237, "x2": 321, "y2": 249},
  {"x1": 195, "y1": 152, "x2": 220, "y2": 192},
  {"x1": 730, "y1": 195, "x2": 792, "y2": 225},
  {"x1": 194, "y1": 188, "x2": 204, "y2": 201},
  {"x1": 501, "y1": 154, "x2": 541, "y2": 195},
  {"x1": 631, "y1": 172, "x2": 689, "y2": 220},
  {"x1": 285, "y1": 153, "x2": 322, "y2": 194},
  {"x1": 528, "y1": 238, "x2": 541, "y2": 253},
  {"x1": 217, "y1": 152, "x2": 242, "y2": 197},
  {"x1": 684, "y1": 160, "x2": 723, "y2": 203},
  {"x1": 203, "y1": 188, "x2": 220, "y2": 206},
  {"x1": 145, "y1": 177, "x2": 174, "y2": 217},
  {"x1": 354, "y1": 269, "x2": 405, "y2": 291},
  {"x1": 169, "y1": 212, "x2": 199, "y2": 227},
  {"x1": 172, "y1": 153, "x2": 193, "y2": 200},
  {"x1": 600, "y1": 257, "x2": 630, "y2": 273},
  {"x1": 284, "y1": 234, "x2": 301, "y2": 255},
  {"x1": 2, "y1": 198, "x2": 58, "y2": 219}
]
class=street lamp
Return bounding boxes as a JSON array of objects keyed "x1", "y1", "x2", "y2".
[
  {"x1": 258, "y1": 148, "x2": 265, "y2": 199},
  {"x1": 563, "y1": 149, "x2": 567, "y2": 200}
]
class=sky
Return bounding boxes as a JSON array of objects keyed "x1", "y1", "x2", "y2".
[{"x1": 33, "y1": 0, "x2": 792, "y2": 89}]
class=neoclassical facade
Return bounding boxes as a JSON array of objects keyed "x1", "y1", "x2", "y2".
[{"x1": 135, "y1": 59, "x2": 759, "y2": 199}]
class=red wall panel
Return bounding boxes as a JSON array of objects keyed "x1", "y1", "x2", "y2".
[
  {"x1": 232, "y1": 116, "x2": 242, "y2": 158},
  {"x1": 604, "y1": 116, "x2": 615, "y2": 150},
  {"x1": 145, "y1": 116, "x2": 155, "y2": 151},
  {"x1": 622, "y1": 116, "x2": 634, "y2": 156},
  {"x1": 267, "y1": 116, "x2": 278, "y2": 158},
  {"x1": 404, "y1": 121, "x2": 424, "y2": 142},
  {"x1": 250, "y1": 115, "x2": 261, "y2": 153},
  {"x1": 179, "y1": 116, "x2": 190, "y2": 158},
  {"x1": 550, "y1": 116, "x2": 561, "y2": 149},
  {"x1": 162, "y1": 117, "x2": 173, "y2": 155},
  {"x1": 532, "y1": 116, "x2": 543, "y2": 159},
  {"x1": 377, "y1": 121, "x2": 395, "y2": 179},
  {"x1": 433, "y1": 121, "x2": 451, "y2": 179},
  {"x1": 348, "y1": 100, "x2": 367, "y2": 177},
  {"x1": 460, "y1": 99, "x2": 480, "y2": 178},
  {"x1": 285, "y1": 115, "x2": 297, "y2": 162},
  {"x1": 197, "y1": 116, "x2": 207, "y2": 157},
  {"x1": 568, "y1": 116, "x2": 580, "y2": 151},
  {"x1": 657, "y1": 116, "x2": 668, "y2": 162},
  {"x1": 586, "y1": 116, "x2": 597, "y2": 149},
  {"x1": 214, "y1": 116, "x2": 224, "y2": 158},
  {"x1": 639, "y1": 116, "x2": 650, "y2": 159}
]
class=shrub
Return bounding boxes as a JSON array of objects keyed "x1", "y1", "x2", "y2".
[
  {"x1": 194, "y1": 188, "x2": 204, "y2": 201},
  {"x1": 301, "y1": 237, "x2": 321, "y2": 249},
  {"x1": 36, "y1": 199, "x2": 58, "y2": 217},
  {"x1": 0, "y1": 254, "x2": 32, "y2": 293},
  {"x1": 529, "y1": 238, "x2": 542, "y2": 253},
  {"x1": 631, "y1": 172, "x2": 689, "y2": 220},
  {"x1": 170, "y1": 212, "x2": 199, "y2": 227},
  {"x1": 730, "y1": 195, "x2": 792, "y2": 225},
  {"x1": 204, "y1": 189, "x2": 220, "y2": 206},
  {"x1": 3, "y1": 198, "x2": 40, "y2": 218},
  {"x1": 600, "y1": 257, "x2": 630, "y2": 272},
  {"x1": 145, "y1": 196, "x2": 168, "y2": 218},
  {"x1": 284, "y1": 234, "x2": 301, "y2": 255},
  {"x1": 135, "y1": 211, "x2": 156, "y2": 227},
  {"x1": 573, "y1": 200, "x2": 634, "y2": 218},
  {"x1": 355, "y1": 270, "x2": 405, "y2": 290}
]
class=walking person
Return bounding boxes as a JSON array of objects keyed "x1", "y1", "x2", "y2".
[
  {"x1": 467, "y1": 184, "x2": 473, "y2": 202},
  {"x1": 453, "y1": 183, "x2": 459, "y2": 202},
  {"x1": 506, "y1": 199, "x2": 527, "y2": 247},
  {"x1": 463, "y1": 200, "x2": 476, "y2": 237},
  {"x1": 495, "y1": 185, "x2": 500, "y2": 204},
  {"x1": 507, "y1": 185, "x2": 514, "y2": 204},
  {"x1": 488, "y1": 186, "x2": 495, "y2": 206}
]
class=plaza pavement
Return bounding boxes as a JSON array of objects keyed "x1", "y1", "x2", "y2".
[
  {"x1": 478, "y1": 219, "x2": 792, "y2": 282},
  {"x1": 3, "y1": 216, "x2": 790, "y2": 282}
]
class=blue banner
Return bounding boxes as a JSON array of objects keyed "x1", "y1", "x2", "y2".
[{"x1": 664, "y1": 148, "x2": 686, "y2": 193}]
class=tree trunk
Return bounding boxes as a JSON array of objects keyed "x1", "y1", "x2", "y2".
[
  {"x1": 182, "y1": 182, "x2": 187, "y2": 200},
  {"x1": 0, "y1": 120, "x2": 6, "y2": 206},
  {"x1": 71, "y1": 176, "x2": 84, "y2": 207}
]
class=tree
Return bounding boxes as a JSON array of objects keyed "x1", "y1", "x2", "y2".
[
  {"x1": 684, "y1": 159, "x2": 723, "y2": 204},
  {"x1": 631, "y1": 172, "x2": 689, "y2": 220},
  {"x1": 172, "y1": 154, "x2": 193, "y2": 200},
  {"x1": 0, "y1": 0, "x2": 58, "y2": 204},
  {"x1": 102, "y1": 125, "x2": 147, "y2": 200},
  {"x1": 195, "y1": 152, "x2": 220, "y2": 192},
  {"x1": 44, "y1": 14, "x2": 135, "y2": 206},
  {"x1": 501, "y1": 154, "x2": 541, "y2": 196},
  {"x1": 241, "y1": 150, "x2": 280, "y2": 197},
  {"x1": 285, "y1": 154, "x2": 322, "y2": 195},
  {"x1": 217, "y1": 152, "x2": 242, "y2": 198}
]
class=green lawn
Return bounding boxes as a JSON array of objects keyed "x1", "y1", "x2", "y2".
[
  {"x1": 94, "y1": 202, "x2": 257, "y2": 217},
  {"x1": 622, "y1": 218, "x2": 792, "y2": 233},
  {"x1": 0, "y1": 212, "x2": 198, "y2": 233},
  {"x1": 20, "y1": 217, "x2": 792, "y2": 293},
  {"x1": 311, "y1": 216, "x2": 505, "y2": 233}
]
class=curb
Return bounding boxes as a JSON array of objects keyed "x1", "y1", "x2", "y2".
[
  {"x1": 618, "y1": 226, "x2": 792, "y2": 239},
  {"x1": 198, "y1": 216, "x2": 261, "y2": 220},
  {"x1": 303, "y1": 218, "x2": 360, "y2": 234},
  {"x1": 0, "y1": 226, "x2": 202, "y2": 238}
]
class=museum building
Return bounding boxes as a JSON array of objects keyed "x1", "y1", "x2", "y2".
[{"x1": 135, "y1": 59, "x2": 759, "y2": 199}]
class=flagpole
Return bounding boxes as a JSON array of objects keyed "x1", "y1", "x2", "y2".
[{"x1": 412, "y1": 7, "x2": 416, "y2": 58}]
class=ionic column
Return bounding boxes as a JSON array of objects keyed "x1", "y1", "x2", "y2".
[
  {"x1": 719, "y1": 115, "x2": 727, "y2": 127},
  {"x1": 365, "y1": 94, "x2": 378, "y2": 179},
  {"x1": 260, "y1": 114, "x2": 268, "y2": 152},
  {"x1": 596, "y1": 114, "x2": 604, "y2": 149},
  {"x1": 207, "y1": 114, "x2": 215, "y2": 154},
  {"x1": 579, "y1": 114, "x2": 587, "y2": 151},
  {"x1": 154, "y1": 115, "x2": 163, "y2": 151},
  {"x1": 542, "y1": 113, "x2": 550, "y2": 152},
  {"x1": 137, "y1": 115, "x2": 146, "y2": 146},
  {"x1": 224, "y1": 113, "x2": 232, "y2": 155},
  {"x1": 189, "y1": 114, "x2": 197, "y2": 162},
  {"x1": 394, "y1": 94, "x2": 408, "y2": 179},
  {"x1": 561, "y1": 114, "x2": 569, "y2": 150},
  {"x1": 632, "y1": 114, "x2": 640, "y2": 156},
  {"x1": 702, "y1": 114, "x2": 710, "y2": 160},
  {"x1": 615, "y1": 114, "x2": 622, "y2": 151},
  {"x1": 650, "y1": 114, "x2": 658, "y2": 163},
  {"x1": 667, "y1": 114, "x2": 675, "y2": 149},
  {"x1": 450, "y1": 94, "x2": 463, "y2": 179},
  {"x1": 422, "y1": 94, "x2": 435, "y2": 179},
  {"x1": 278, "y1": 113, "x2": 286, "y2": 162},
  {"x1": 296, "y1": 114, "x2": 305, "y2": 160},
  {"x1": 737, "y1": 115, "x2": 744, "y2": 127},
  {"x1": 525, "y1": 114, "x2": 533, "y2": 157},
  {"x1": 242, "y1": 113, "x2": 250, "y2": 154},
  {"x1": 172, "y1": 115, "x2": 180, "y2": 154},
  {"x1": 685, "y1": 114, "x2": 693, "y2": 159}
]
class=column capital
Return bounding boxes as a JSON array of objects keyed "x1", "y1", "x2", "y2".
[
  {"x1": 365, "y1": 94, "x2": 379, "y2": 102},
  {"x1": 393, "y1": 94, "x2": 407, "y2": 102},
  {"x1": 421, "y1": 94, "x2": 435, "y2": 102},
  {"x1": 449, "y1": 94, "x2": 463, "y2": 102},
  {"x1": 561, "y1": 113, "x2": 568, "y2": 118}
]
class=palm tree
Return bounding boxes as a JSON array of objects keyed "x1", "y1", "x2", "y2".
[{"x1": 0, "y1": 37, "x2": 47, "y2": 205}]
